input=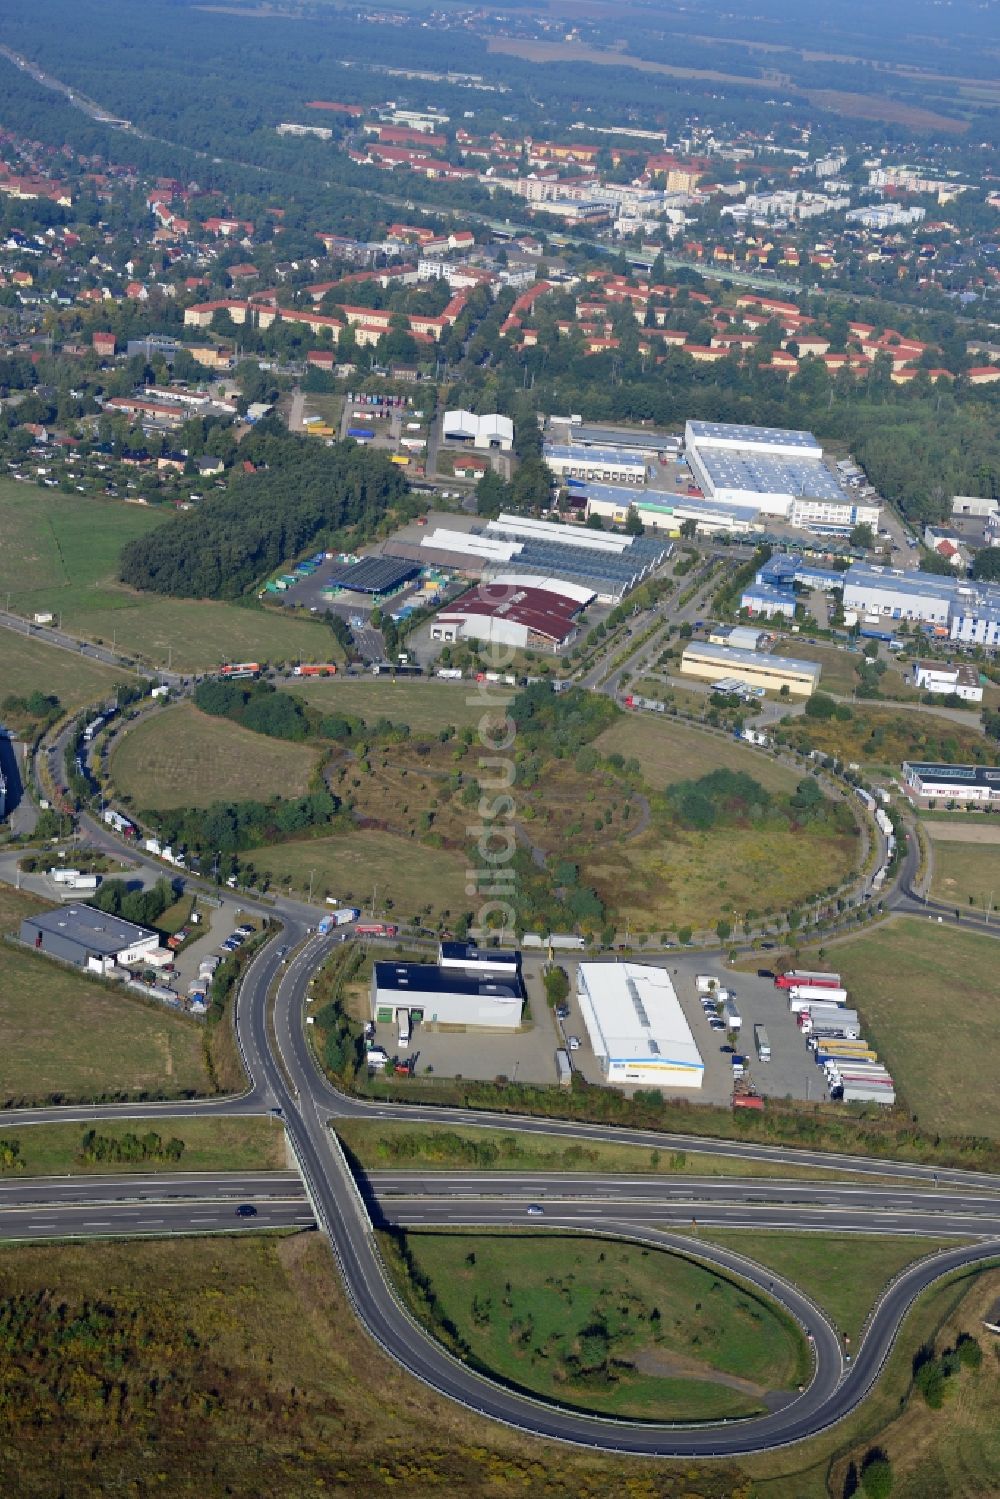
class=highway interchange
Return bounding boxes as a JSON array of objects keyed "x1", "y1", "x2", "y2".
[{"x1": 3, "y1": 899, "x2": 1000, "y2": 1459}]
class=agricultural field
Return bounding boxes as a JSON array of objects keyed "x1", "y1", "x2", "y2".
[
  {"x1": 1, "y1": 631, "x2": 137, "y2": 710},
  {"x1": 390, "y1": 1232, "x2": 809, "y2": 1421},
  {"x1": 595, "y1": 714, "x2": 800, "y2": 794},
  {"x1": 0, "y1": 477, "x2": 334, "y2": 670},
  {"x1": 0, "y1": 882, "x2": 213, "y2": 1106},
  {"x1": 249, "y1": 827, "x2": 469, "y2": 922},
  {"x1": 0, "y1": 478, "x2": 166, "y2": 622},
  {"x1": 110, "y1": 702, "x2": 321, "y2": 810},
  {"x1": 833, "y1": 919, "x2": 1000, "y2": 1138},
  {"x1": 776, "y1": 703, "x2": 995, "y2": 771},
  {"x1": 928, "y1": 836, "x2": 1000, "y2": 908},
  {"x1": 280, "y1": 677, "x2": 486, "y2": 734},
  {"x1": 0, "y1": 1116, "x2": 284, "y2": 1176}
]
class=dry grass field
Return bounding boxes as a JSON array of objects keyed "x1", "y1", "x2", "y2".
[
  {"x1": 1, "y1": 631, "x2": 137, "y2": 709},
  {"x1": 0, "y1": 882, "x2": 213, "y2": 1106},
  {"x1": 595, "y1": 714, "x2": 800, "y2": 793},
  {"x1": 929, "y1": 838, "x2": 1000, "y2": 908},
  {"x1": 110, "y1": 702, "x2": 320, "y2": 810},
  {"x1": 250, "y1": 827, "x2": 469, "y2": 921},
  {"x1": 281, "y1": 677, "x2": 487, "y2": 734},
  {"x1": 834, "y1": 919, "x2": 1000, "y2": 1138}
]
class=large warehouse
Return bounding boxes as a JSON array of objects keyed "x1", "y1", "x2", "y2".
[
  {"x1": 842, "y1": 564, "x2": 1000, "y2": 645},
  {"x1": 371, "y1": 943, "x2": 526, "y2": 1032},
  {"x1": 902, "y1": 762, "x2": 1000, "y2": 806},
  {"x1": 579, "y1": 481, "x2": 758, "y2": 537},
  {"x1": 20, "y1": 905, "x2": 161, "y2": 974},
  {"x1": 685, "y1": 420, "x2": 879, "y2": 532},
  {"x1": 577, "y1": 962, "x2": 704, "y2": 1089},
  {"x1": 680, "y1": 641, "x2": 821, "y2": 696},
  {"x1": 430, "y1": 579, "x2": 585, "y2": 652},
  {"x1": 415, "y1": 514, "x2": 671, "y2": 603}
]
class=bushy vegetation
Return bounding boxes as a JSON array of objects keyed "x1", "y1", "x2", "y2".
[
  {"x1": 147, "y1": 792, "x2": 340, "y2": 859},
  {"x1": 665, "y1": 768, "x2": 849, "y2": 836},
  {"x1": 89, "y1": 876, "x2": 177, "y2": 928},
  {"x1": 194, "y1": 679, "x2": 309, "y2": 742},
  {"x1": 78, "y1": 1129, "x2": 185, "y2": 1165},
  {"x1": 120, "y1": 425, "x2": 413, "y2": 598},
  {"x1": 510, "y1": 682, "x2": 619, "y2": 754}
]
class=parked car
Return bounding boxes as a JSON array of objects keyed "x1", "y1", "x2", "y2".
[{"x1": 567, "y1": 1036, "x2": 581, "y2": 1051}]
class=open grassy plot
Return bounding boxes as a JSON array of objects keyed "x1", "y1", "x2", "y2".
[
  {"x1": 833, "y1": 919, "x2": 1000, "y2": 1138},
  {"x1": 1, "y1": 630, "x2": 137, "y2": 709},
  {"x1": 61, "y1": 593, "x2": 334, "y2": 673},
  {"x1": 110, "y1": 702, "x2": 320, "y2": 811},
  {"x1": 588, "y1": 822, "x2": 856, "y2": 933},
  {"x1": 389, "y1": 1231, "x2": 808, "y2": 1420},
  {"x1": 689, "y1": 1231, "x2": 956, "y2": 1343},
  {"x1": 336, "y1": 1120, "x2": 911, "y2": 1184},
  {"x1": 0, "y1": 478, "x2": 166, "y2": 622},
  {"x1": 596, "y1": 714, "x2": 800, "y2": 794},
  {"x1": 928, "y1": 837, "x2": 1000, "y2": 908},
  {"x1": 250, "y1": 827, "x2": 469, "y2": 921},
  {"x1": 0, "y1": 884, "x2": 214, "y2": 1105},
  {"x1": 0, "y1": 1234, "x2": 751, "y2": 1499},
  {"x1": 280, "y1": 677, "x2": 486, "y2": 734},
  {"x1": 0, "y1": 1116, "x2": 285, "y2": 1176}
]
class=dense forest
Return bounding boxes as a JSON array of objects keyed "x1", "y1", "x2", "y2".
[{"x1": 119, "y1": 423, "x2": 415, "y2": 598}]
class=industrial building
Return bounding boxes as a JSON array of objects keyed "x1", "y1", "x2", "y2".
[
  {"x1": 548, "y1": 420, "x2": 675, "y2": 460},
  {"x1": 411, "y1": 514, "x2": 670, "y2": 603},
  {"x1": 741, "y1": 580, "x2": 798, "y2": 618},
  {"x1": 370, "y1": 942, "x2": 526, "y2": 1032},
  {"x1": 20, "y1": 905, "x2": 161, "y2": 975},
  {"x1": 684, "y1": 420, "x2": 879, "y2": 533},
  {"x1": 580, "y1": 482, "x2": 757, "y2": 536},
  {"x1": 321, "y1": 556, "x2": 421, "y2": 596},
  {"x1": 576, "y1": 962, "x2": 704, "y2": 1089},
  {"x1": 902, "y1": 762, "x2": 1000, "y2": 806},
  {"x1": 430, "y1": 579, "x2": 584, "y2": 652},
  {"x1": 912, "y1": 661, "x2": 983, "y2": 702},
  {"x1": 442, "y1": 410, "x2": 514, "y2": 451},
  {"x1": 680, "y1": 641, "x2": 821, "y2": 696},
  {"x1": 543, "y1": 442, "x2": 648, "y2": 486},
  {"x1": 841, "y1": 564, "x2": 1000, "y2": 646},
  {"x1": 741, "y1": 553, "x2": 851, "y2": 617},
  {"x1": 709, "y1": 624, "x2": 771, "y2": 651}
]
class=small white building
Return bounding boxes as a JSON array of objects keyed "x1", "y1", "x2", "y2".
[
  {"x1": 912, "y1": 661, "x2": 983, "y2": 702},
  {"x1": 577, "y1": 962, "x2": 704, "y2": 1089},
  {"x1": 442, "y1": 410, "x2": 514, "y2": 452}
]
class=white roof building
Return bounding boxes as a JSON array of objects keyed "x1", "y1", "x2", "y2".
[
  {"x1": 577, "y1": 962, "x2": 704, "y2": 1089},
  {"x1": 442, "y1": 410, "x2": 514, "y2": 451}
]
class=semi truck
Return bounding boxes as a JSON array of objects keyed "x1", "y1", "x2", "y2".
[
  {"x1": 102, "y1": 807, "x2": 136, "y2": 837},
  {"x1": 523, "y1": 933, "x2": 586, "y2": 951},
  {"x1": 788, "y1": 985, "x2": 849, "y2": 1008},
  {"x1": 355, "y1": 922, "x2": 399, "y2": 938},
  {"x1": 397, "y1": 1009, "x2": 411, "y2": 1046},
  {"x1": 219, "y1": 662, "x2": 261, "y2": 680},
  {"x1": 319, "y1": 907, "x2": 360, "y2": 932},
  {"x1": 293, "y1": 664, "x2": 337, "y2": 677},
  {"x1": 753, "y1": 1024, "x2": 771, "y2": 1062},
  {"x1": 775, "y1": 969, "x2": 841, "y2": 990},
  {"x1": 555, "y1": 1049, "x2": 572, "y2": 1087},
  {"x1": 722, "y1": 997, "x2": 742, "y2": 1032},
  {"x1": 840, "y1": 1082, "x2": 896, "y2": 1105}
]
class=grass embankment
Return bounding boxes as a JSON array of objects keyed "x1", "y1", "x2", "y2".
[
  {"x1": 0, "y1": 1234, "x2": 748, "y2": 1498},
  {"x1": 834, "y1": 919, "x2": 1000, "y2": 1139},
  {"x1": 280, "y1": 678, "x2": 486, "y2": 734},
  {"x1": 110, "y1": 702, "x2": 321, "y2": 810},
  {"x1": 0, "y1": 885, "x2": 215, "y2": 1108},
  {"x1": 0, "y1": 1117, "x2": 285, "y2": 1176},
  {"x1": 1, "y1": 631, "x2": 138, "y2": 711},
  {"x1": 928, "y1": 837, "x2": 1000, "y2": 908},
  {"x1": 336, "y1": 1119, "x2": 911, "y2": 1185},
  {"x1": 744, "y1": 1265, "x2": 1000, "y2": 1498},
  {"x1": 385, "y1": 1231, "x2": 809, "y2": 1420},
  {"x1": 775, "y1": 702, "x2": 995, "y2": 772},
  {"x1": 688, "y1": 1231, "x2": 958, "y2": 1343}
]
